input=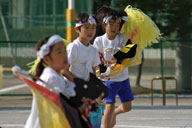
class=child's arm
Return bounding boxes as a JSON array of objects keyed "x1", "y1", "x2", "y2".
[
  {"x1": 92, "y1": 66, "x2": 98, "y2": 74},
  {"x1": 61, "y1": 70, "x2": 75, "y2": 82},
  {"x1": 104, "y1": 59, "x2": 117, "y2": 66},
  {"x1": 113, "y1": 39, "x2": 137, "y2": 64},
  {"x1": 60, "y1": 63, "x2": 75, "y2": 82}
]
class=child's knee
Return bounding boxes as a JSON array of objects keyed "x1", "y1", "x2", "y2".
[
  {"x1": 123, "y1": 106, "x2": 131, "y2": 112},
  {"x1": 105, "y1": 103, "x2": 115, "y2": 112},
  {"x1": 122, "y1": 103, "x2": 132, "y2": 112}
]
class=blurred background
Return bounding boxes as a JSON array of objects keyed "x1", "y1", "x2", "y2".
[{"x1": 0, "y1": 0, "x2": 191, "y2": 97}]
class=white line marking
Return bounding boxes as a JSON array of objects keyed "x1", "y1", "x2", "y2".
[
  {"x1": 117, "y1": 117, "x2": 191, "y2": 121},
  {"x1": 115, "y1": 125, "x2": 175, "y2": 128},
  {"x1": 0, "y1": 84, "x2": 27, "y2": 94},
  {"x1": 102, "y1": 124, "x2": 175, "y2": 128},
  {"x1": 0, "y1": 124, "x2": 24, "y2": 127}
]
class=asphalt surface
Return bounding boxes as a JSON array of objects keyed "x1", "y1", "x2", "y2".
[
  {"x1": 0, "y1": 96, "x2": 192, "y2": 128},
  {"x1": 1, "y1": 108, "x2": 192, "y2": 128},
  {"x1": 0, "y1": 74, "x2": 192, "y2": 128}
]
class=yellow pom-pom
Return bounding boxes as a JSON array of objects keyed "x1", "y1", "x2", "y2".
[
  {"x1": 121, "y1": 5, "x2": 161, "y2": 49},
  {"x1": 109, "y1": 5, "x2": 161, "y2": 76}
]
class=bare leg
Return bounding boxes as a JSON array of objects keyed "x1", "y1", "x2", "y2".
[
  {"x1": 103, "y1": 103, "x2": 115, "y2": 128},
  {"x1": 111, "y1": 102, "x2": 132, "y2": 128}
]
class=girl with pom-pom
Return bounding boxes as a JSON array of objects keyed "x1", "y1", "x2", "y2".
[
  {"x1": 94, "y1": 6, "x2": 135, "y2": 128},
  {"x1": 94, "y1": 5, "x2": 161, "y2": 128}
]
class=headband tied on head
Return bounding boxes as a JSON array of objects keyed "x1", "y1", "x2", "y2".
[
  {"x1": 37, "y1": 35, "x2": 63, "y2": 59},
  {"x1": 75, "y1": 15, "x2": 97, "y2": 27},
  {"x1": 103, "y1": 16, "x2": 113, "y2": 24},
  {"x1": 121, "y1": 16, "x2": 129, "y2": 22},
  {"x1": 103, "y1": 16, "x2": 129, "y2": 24}
]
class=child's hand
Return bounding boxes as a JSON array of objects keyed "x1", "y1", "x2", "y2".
[
  {"x1": 61, "y1": 62, "x2": 70, "y2": 75},
  {"x1": 81, "y1": 97, "x2": 92, "y2": 103},
  {"x1": 61, "y1": 65, "x2": 75, "y2": 82},
  {"x1": 104, "y1": 59, "x2": 117, "y2": 67},
  {"x1": 78, "y1": 97, "x2": 92, "y2": 114},
  {"x1": 63, "y1": 62, "x2": 70, "y2": 71}
]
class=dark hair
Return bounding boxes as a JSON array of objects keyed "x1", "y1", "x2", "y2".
[
  {"x1": 75, "y1": 12, "x2": 97, "y2": 31},
  {"x1": 96, "y1": 6, "x2": 118, "y2": 25},
  {"x1": 116, "y1": 8, "x2": 128, "y2": 30},
  {"x1": 35, "y1": 35, "x2": 51, "y2": 78},
  {"x1": 96, "y1": 6, "x2": 127, "y2": 30}
]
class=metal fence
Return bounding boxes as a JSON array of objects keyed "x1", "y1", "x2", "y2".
[
  {"x1": 0, "y1": 41, "x2": 37, "y2": 70},
  {"x1": 0, "y1": 39, "x2": 191, "y2": 95},
  {"x1": 0, "y1": 0, "x2": 93, "y2": 41},
  {"x1": 1, "y1": 39, "x2": 190, "y2": 76}
]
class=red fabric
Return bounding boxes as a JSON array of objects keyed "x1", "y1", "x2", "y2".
[
  {"x1": 15, "y1": 73, "x2": 65, "y2": 113},
  {"x1": 83, "y1": 92, "x2": 104, "y2": 117}
]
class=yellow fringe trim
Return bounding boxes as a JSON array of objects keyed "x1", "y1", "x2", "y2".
[
  {"x1": 120, "y1": 5, "x2": 161, "y2": 49},
  {"x1": 109, "y1": 5, "x2": 161, "y2": 77}
]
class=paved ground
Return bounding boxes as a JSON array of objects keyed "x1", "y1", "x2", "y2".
[
  {"x1": 0, "y1": 96, "x2": 192, "y2": 128},
  {"x1": 0, "y1": 74, "x2": 192, "y2": 128},
  {"x1": 0, "y1": 107, "x2": 192, "y2": 128}
]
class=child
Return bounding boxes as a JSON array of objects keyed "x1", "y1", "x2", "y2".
[
  {"x1": 67, "y1": 12, "x2": 105, "y2": 127},
  {"x1": 67, "y1": 12, "x2": 100, "y2": 80},
  {"x1": 94, "y1": 6, "x2": 134, "y2": 128},
  {"x1": 25, "y1": 34, "x2": 77, "y2": 128}
]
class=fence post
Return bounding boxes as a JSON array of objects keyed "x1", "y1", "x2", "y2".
[
  {"x1": 66, "y1": 0, "x2": 76, "y2": 42},
  {"x1": 151, "y1": 76, "x2": 178, "y2": 106}
]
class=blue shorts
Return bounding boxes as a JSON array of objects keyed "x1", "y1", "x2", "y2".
[{"x1": 104, "y1": 79, "x2": 134, "y2": 103}]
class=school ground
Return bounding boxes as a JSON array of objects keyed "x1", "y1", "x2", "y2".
[
  {"x1": 0, "y1": 96, "x2": 192, "y2": 128},
  {"x1": 0, "y1": 74, "x2": 192, "y2": 128}
]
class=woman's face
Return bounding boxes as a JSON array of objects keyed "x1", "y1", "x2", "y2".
[
  {"x1": 104, "y1": 18, "x2": 121, "y2": 40},
  {"x1": 44, "y1": 42, "x2": 68, "y2": 73}
]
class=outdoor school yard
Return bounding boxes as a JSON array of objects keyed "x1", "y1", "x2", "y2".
[
  {"x1": 0, "y1": 73, "x2": 192, "y2": 128},
  {"x1": 0, "y1": 0, "x2": 192, "y2": 127}
]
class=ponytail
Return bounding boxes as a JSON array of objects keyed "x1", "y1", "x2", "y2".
[
  {"x1": 33, "y1": 35, "x2": 51, "y2": 80},
  {"x1": 35, "y1": 59, "x2": 45, "y2": 78}
]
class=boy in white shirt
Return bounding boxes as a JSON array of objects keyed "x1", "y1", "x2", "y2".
[
  {"x1": 67, "y1": 13, "x2": 109, "y2": 127},
  {"x1": 67, "y1": 13, "x2": 100, "y2": 81}
]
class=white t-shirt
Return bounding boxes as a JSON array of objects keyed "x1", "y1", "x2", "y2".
[
  {"x1": 24, "y1": 97, "x2": 40, "y2": 128},
  {"x1": 25, "y1": 67, "x2": 75, "y2": 128},
  {"x1": 94, "y1": 33, "x2": 129, "y2": 81},
  {"x1": 67, "y1": 38, "x2": 101, "y2": 80},
  {"x1": 38, "y1": 67, "x2": 75, "y2": 97}
]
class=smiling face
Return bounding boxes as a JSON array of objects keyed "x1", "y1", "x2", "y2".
[
  {"x1": 43, "y1": 42, "x2": 68, "y2": 73},
  {"x1": 76, "y1": 23, "x2": 96, "y2": 46},
  {"x1": 104, "y1": 18, "x2": 121, "y2": 40}
]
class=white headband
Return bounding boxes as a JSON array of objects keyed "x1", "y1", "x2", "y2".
[
  {"x1": 75, "y1": 15, "x2": 97, "y2": 27},
  {"x1": 103, "y1": 16, "x2": 113, "y2": 24},
  {"x1": 37, "y1": 35, "x2": 63, "y2": 59},
  {"x1": 103, "y1": 16, "x2": 129, "y2": 24},
  {"x1": 121, "y1": 16, "x2": 129, "y2": 22}
]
